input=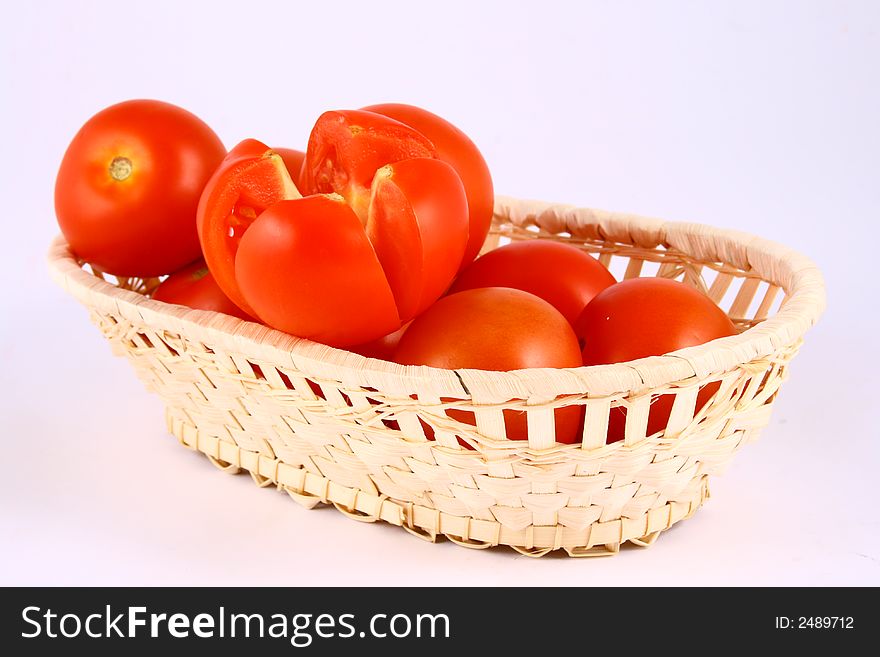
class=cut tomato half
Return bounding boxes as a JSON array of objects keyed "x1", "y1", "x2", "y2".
[
  {"x1": 235, "y1": 194, "x2": 401, "y2": 347},
  {"x1": 367, "y1": 157, "x2": 468, "y2": 322},
  {"x1": 303, "y1": 109, "x2": 435, "y2": 223},
  {"x1": 197, "y1": 139, "x2": 299, "y2": 315}
]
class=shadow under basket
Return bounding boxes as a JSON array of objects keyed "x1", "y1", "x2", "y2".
[{"x1": 48, "y1": 196, "x2": 825, "y2": 557}]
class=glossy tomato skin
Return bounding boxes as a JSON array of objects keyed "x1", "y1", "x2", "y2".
[
  {"x1": 350, "y1": 321, "x2": 411, "y2": 360},
  {"x1": 450, "y1": 240, "x2": 616, "y2": 324},
  {"x1": 303, "y1": 109, "x2": 435, "y2": 222},
  {"x1": 577, "y1": 278, "x2": 737, "y2": 364},
  {"x1": 235, "y1": 195, "x2": 400, "y2": 347},
  {"x1": 152, "y1": 261, "x2": 254, "y2": 321},
  {"x1": 55, "y1": 99, "x2": 226, "y2": 277},
  {"x1": 368, "y1": 157, "x2": 468, "y2": 321},
  {"x1": 576, "y1": 278, "x2": 736, "y2": 442},
  {"x1": 393, "y1": 287, "x2": 584, "y2": 444},
  {"x1": 273, "y1": 148, "x2": 306, "y2": 190},
  {"x1": 196, "y1": 139, "x2": 299, "y2": 315},
  {"x1": 363, "y1": 103, "x2": 494, "y2": 270}
]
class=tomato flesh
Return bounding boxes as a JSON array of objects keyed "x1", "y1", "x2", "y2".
[
  {"x1": 197, "y1": 139, "x2": 299, "y2": 315},
  {"x1": 273, "y1": 147, "x2": 308, "y2": 191},
  {"x1": 363, "y1": 103, "x2": 494, "y2": 270},
  {"x1": 304, "y1": 110, "x2": 435, "y2": 223},
  {"x1": 201, "y1": 114, "x2": 468, "y2": 348}
]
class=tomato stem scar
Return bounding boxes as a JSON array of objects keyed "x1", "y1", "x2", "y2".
[{"x1": 109, "y1": 156, "x2": 133, "y2": 181}]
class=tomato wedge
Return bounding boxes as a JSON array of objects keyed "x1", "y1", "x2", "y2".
[
  {"x1": 363, "y1": 103, "x2": 494, "y2": 270},
  {"x1": 235, "y1": 194, "x2": 400, "y2": 347},
  {"x1": 197, "y1": 139, "x2": 299, "y2": 315},
  {"x1": 303, "y1": 110, "x2": 435, "y2": 222},
  {"x1": 367, "y1": 157, "x2": 468, "y2": 321}
]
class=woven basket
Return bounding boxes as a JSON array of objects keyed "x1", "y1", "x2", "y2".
[{"x1": 48, "y1": 196, "x2": 825, "y2": 557}]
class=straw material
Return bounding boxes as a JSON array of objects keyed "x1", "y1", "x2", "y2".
[{"x1": 47, "y1": 196, "x2": 825, "y2": 556}]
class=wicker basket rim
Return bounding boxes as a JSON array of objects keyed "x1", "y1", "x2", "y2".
[{"x1": 47, "y1": 196, "x2": 826, "y2": 399}]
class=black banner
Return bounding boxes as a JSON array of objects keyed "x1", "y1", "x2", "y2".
[{"x1": 0, "y1": 587, "x2": 868, "y2": 654}]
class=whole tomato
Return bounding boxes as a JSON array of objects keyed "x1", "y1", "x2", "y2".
[
  {"x1": 449, "y1": 240, "x2": 616, "y2": 323},
  {"x1": 362, "y1": 103, "x2": 494, "y2": 270},
  {"x1": 152, "y1": 261, "x2": 254, "y2": 321},
  {"x1": 393, "y1": 287, "x2": 584, "y2": 444},
  {"x1": 350, "y1": 322, "x2": 411, "y2": 361},
  {"x1": 575, "y1": 278, "x2": 737, "y2": 442},
  {"x1": 55, "y1": 99, "x2": 226, "y2": 277}
]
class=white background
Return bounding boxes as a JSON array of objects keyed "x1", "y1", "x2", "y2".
[{"x1": 1, "y1": 0, "x2": 877, "y2": 585}]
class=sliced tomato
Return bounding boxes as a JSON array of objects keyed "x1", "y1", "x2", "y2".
[
  {"x1": 367, "y1": 158, "x2": 468, "y2": 321},
  {"x1": 235, "y1": 194, "x2": 400, "y2": 347},
  {"x1": 273, "y1": 147, "x2": 307, "y2": 190},
  {"x1": 203, "y1": 118, "x2": 467, "y2": 347},
  {"x1": 196, "y1": 139, "x2": 299, "y2": 314},
  {"x1": 303, "y1": 110, "x2": 435, "y2": 222},
  {"x1": 363, "y1": 103, "x2": 494, "y2": 270}
]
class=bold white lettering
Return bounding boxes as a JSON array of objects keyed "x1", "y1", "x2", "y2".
[
  {"x1": 167, "y1": 613, "x2": 190, "y2": 638},
  {"x1": 21, "y1": 606, "x2": 42, "y2": 638},
  {"x1": 128, "y1": 606, "x2": 147, "y2": 637},
  {"x1": 192, "y1": 613, "x2": 215, "y2": 638}
]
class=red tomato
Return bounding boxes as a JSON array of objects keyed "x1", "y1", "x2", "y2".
[
  {"x1": 368, "y1": 158, "x2": 468, "y2": 321},
  {"x1": 363, "y1": 103, "x2": 494, "y2": 270},
  {"x1": 303, "y1": 109, "x2": 435, "y2": 222},
  {"x1": 273, "y1": 147, "x2": 306, "y2": 190},
  {"x1": 235, "y1": 194, "x2": 400, "y2": 347},
  {"x1": 196, "y1": 139, "x2": 299, "y2": 315},
  {"x1": 393, "y1": 288, "x2": 584, "y2": 444},
  {"x1": 350, "y1": 321, "x2": 411, "y2": 360},
  {"x1": 449, "y1": 240, "x2": 616, "y2": 324},
  {"x1": 204, "y1": 123, "x2": 467, "y2": 346},
  {"x1": 55, "y1": 99, "x2": 226, "y2": 277},
  {"x1": 575, "y1": 278, "x2": 736, "y2": 442},
  {"x1": 152, "y1": 261, "x2": 254, "y2": 321}
]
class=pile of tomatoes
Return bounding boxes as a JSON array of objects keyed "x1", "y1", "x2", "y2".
[{"x1": 56, "y1": 99, "x2": 737, "y2": 445}]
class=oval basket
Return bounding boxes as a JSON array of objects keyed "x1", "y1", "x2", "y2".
[{"x1": 48, "y1": 196, "x2": 825, "y2": 557}]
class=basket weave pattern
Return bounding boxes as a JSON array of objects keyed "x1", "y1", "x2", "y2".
[{"x1": 48, "y1": 197, "x2": 825, "y2": 557}]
